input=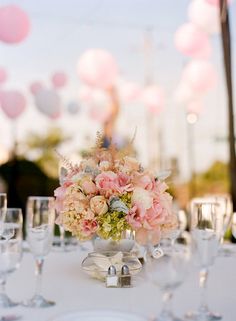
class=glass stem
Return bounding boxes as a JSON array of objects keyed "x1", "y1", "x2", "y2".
[
  {"x1": 198, "y1": 268, "x2": 209, "y2": 315},
  {"x1": 0, "y1": 277, "x2": 6, "y2": 296},
  {"x1": 35, "y1": 258, "x2": 44, "y2": 297},
  {"x1": 160, "y1": 290, "x2": 173, "y2": 319},
  {"x1": 59, "y1": 225, "x2": 65, "y2": 250}
]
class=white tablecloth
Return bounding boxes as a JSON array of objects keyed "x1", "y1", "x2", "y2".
[{"x1": 1, "y1": 244, "x2": 236, "y2": 321}]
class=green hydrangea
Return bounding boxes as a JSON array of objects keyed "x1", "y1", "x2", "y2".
[
  {"x1": 97, "y1": 210, "x2": 130, "y2": 241},
  {"x1": 120, "y1": 192, "x2": 132, "y2": 209}
]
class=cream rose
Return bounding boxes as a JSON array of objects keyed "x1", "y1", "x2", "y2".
[
  {"x1": 90, "y1": 196, "x2": 108, "y2": 215},
  {"x1": 123, "y1": 156, "x2": 140, "y2": 172}
]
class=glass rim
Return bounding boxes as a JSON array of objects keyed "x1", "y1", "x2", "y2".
[
  {"x1": 28, "y1": 196, "x2": 55, "y2": 201},
  {"x1": 192, "y1": 201, "x2": 219, "y2": 206},
  {"x1": 6, "y1": 207, "x2": 22, "y2": 211},
  {"x1": 0, "y1": 193, "x2": 7, "y2": 196}
]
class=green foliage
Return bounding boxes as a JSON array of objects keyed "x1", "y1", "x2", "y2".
[
  {"x1": 194, "y1": 161, "x2": 229, "y2": 196},
  {"x1": 22, "y1": 127, "x2": 70, "y2": 178}
]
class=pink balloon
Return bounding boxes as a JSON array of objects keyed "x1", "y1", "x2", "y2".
[
  {"x1": 119, "y1": 82, "x2": 141, "y2": 103},
  {"x1": 174, "y1": 82, "x2": 197, "y2": 103},
  {"x1": 30, "y1": 81, "x2": 44, "y2": 95},
  {"x1": 89, "y1": 105, "x2": 111, "y2": 123},
  {"x1": 0, "y1": 90, "x2": 26, "y2": 119},
  {"x1": 205, "y1": 0, "x2": 231, "y2": 6},
  {"x1": 0, "y1": 67, "x2": 7, "y2": 84},
  {"x1": 51, "y1": 72, "x2": 67, "y2": 89},
  {"x1": 35, "y1": 89, "x2": 61, "y2": 119},
  {"x1": 77, "y1": 49, "x2": 118, "y2": 89},
  {"x1": 78, "y1": 86, "x2": 92, "y2": 102},
  {"x1": 142, "y1": 86, "x2": 164, "y2": 112},
  {"x1": 183, "y1": 60, "x2": 217, "y2": 93},
  {"x1": 0, "y1": 5, "x2": 30, "y2": 44},
  {"x1": 187, "y1": 100, "x2": 204, "y2": 114},
  {"x1": 188, "y1": 0, "x2": 220, "y2": 34},
  {"x1": 174, "y1": 23, "x2": 211, "y2": 58}
]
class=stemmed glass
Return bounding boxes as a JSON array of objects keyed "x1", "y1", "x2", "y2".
[
  {"x1": 54, "y1": 165, "x2": 78, "y2": 252},
  {"x1": 231, "y1": 212, "x2": 236, "y2": 242},
  {"x1": 204, "y1": 195, "x2": 233, "y2": 245},
  {"x1": 147, "y1": 233, "x2": 193, "y2": 321},
  {"x1": 187, "y1": 201, "x2": 222, "y2": 321},
  {"x1": 0, "y1": 193, "x2": 7, "y2": 234},
  {"x1": 24, "y1": 196, "x2": 55, "y2": 308},
  {"x1": 0, "y1": 208, "x2": 23, "y2": 307}
]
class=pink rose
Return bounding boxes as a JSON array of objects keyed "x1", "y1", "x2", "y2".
[
  {"x1": 90, "y1": 196, "x2": 108, "y2": 215},
  {"x1": 134, "y1": 173, "x2": 156, "y2": 191},
  {"x1": 153, "y1": 180, "x2": 169, "y2": 195},
  {"x1": 117, "y1": 172, "x2": 133, "y2": 192},
  {"x1": 143, "y1": 197, "x2": 169, "y2": 230},
  {"x1": 127, "y1": 202, "x2": 145, "y2": 229},
  {"x1": 95, "y1": 171, "x2": 121, "y2": 197},
  {"x1": 54, "y1": 186, "x2": 67, "y2": 212}
]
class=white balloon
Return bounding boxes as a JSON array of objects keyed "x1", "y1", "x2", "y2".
[
  {"x1": 174, "y1": 81, "x2": 198, "y2": 104},
  {"x1": 35, "y1": 89, "x2": 61, "y2": 118}
]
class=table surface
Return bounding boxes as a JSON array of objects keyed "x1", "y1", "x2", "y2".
[{"x1": 1, "y1": 243, "x2": 236, "y2": 321}]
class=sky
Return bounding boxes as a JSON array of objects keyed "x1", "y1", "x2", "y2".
[{"x1": 0, "y1": 0, "x2": 236, "y2": 181}]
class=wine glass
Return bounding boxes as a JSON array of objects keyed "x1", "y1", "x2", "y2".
[
  {"x1": 187, "y1": 201, "x2": 222, "y2": 321},
  {"x1": 0, "y1": 193, "x2": 7, "y2": 235},
  {"x1": 204, "y1": 194, "x2": 233, "y2": 244},
  {"x1": 147, "y1": 233, "x2": 193, "y2": 321},
  {"x1": 231, "y1": 212, "x2": 236, "y2": 241},
  {"x1": 24, "y1": 196, "x2": 55, "y2": 308},
  {"x1": 54, "y1": 164, "x2": 79, "y2": 252},
  {"x1": 0, "y1": 208, "x2": 23, "y2": 307}
]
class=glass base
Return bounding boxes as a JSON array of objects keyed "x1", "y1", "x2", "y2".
[
  {"x1": 52, "y1": 237, "x2": 78, "y2": 252},
  {"x1": 154, "y1": 317, "x2": 183, "y2": 321},
  {"x1": 0, "y1": 293, "x2": 18, "y2": 308},
  {"x1": 185, "y1": 310, "x2": 222, "y2": 321},
  {"x1": 153, "y1": 311, "x2": 184, "y2": 321},
  {"x1": 23, "y1": 294, "x2": 55, "y2": 308}
]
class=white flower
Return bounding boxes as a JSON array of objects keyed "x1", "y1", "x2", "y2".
[{"x1": 131, "y1": 187, "x2": 152, "y2": 209}]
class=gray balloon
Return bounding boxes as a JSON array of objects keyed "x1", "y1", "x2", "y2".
[{"x1": 67, "y1": 101, "x2": 80, "y2": 115}]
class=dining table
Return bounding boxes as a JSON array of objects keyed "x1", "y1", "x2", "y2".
[{"x1": 1, "y1": 242, "x2": 236, "y2": 321}]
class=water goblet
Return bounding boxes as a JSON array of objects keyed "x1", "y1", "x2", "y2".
[
  {"x1": 0, "y1": 194, "x2": 7, "y2": 235},
  {"x1": 147, "y1": 233, "x2": 192, "y2": 321},
  {"x1": 204, "y1": 194, "x2": 233, "y2": 245},
  {"x1": 0, "y1": 208, "x2": 23, "y2": 308},
  {"x1": 186, "y1": 201, "x2": 222, "y2": 321},
  {"x1": 24, "y1": 196, "x2": 55, "y2": 308}
]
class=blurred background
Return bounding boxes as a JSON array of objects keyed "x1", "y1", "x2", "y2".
[{"x1": 0, "y1": 0, "x2": 235, "y2": 216}]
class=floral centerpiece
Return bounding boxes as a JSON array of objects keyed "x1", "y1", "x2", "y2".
[{"x1": 54, "y1": 135, "x2": 177, "y2": 245}]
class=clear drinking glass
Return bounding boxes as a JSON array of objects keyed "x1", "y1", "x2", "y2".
[
  {"x1": 204, "y1": 195, "x2": 233, "y2": 244},
  {"x1": 231, "y1": 212, "x2": 236, "y2": 240},
  {"x1": 0, "y1": 208, "x2": 23, "y2": 307},
  {"x1": 147, "y1": 234, "x2": 192, "y2": 321},
  {"x1": 187, "y1": 201, "x2": 222, "y2": 321},
  {"x1": 0, "y1": 193, "x2": 7, "y2": 235},
  {"x1": 24, "y1": 196, "x2": 55, "y2": 308}
]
